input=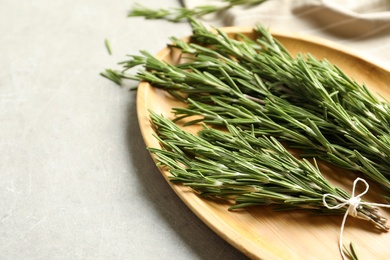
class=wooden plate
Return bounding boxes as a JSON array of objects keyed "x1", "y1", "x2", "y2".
[{"x1": 136, "y1": 27, "x2": 390, "y2": 259}]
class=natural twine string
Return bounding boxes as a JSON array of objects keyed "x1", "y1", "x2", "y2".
[{"x1": 323, "y1": 178, "x2": 390, "y2": 260}]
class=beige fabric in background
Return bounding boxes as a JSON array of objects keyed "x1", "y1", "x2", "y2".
[{"x1": 183, "y1": 0, "x2": 390, "y2": 70}]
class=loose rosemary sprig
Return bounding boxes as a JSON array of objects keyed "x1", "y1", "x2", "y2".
[
  {"x1": 149, "y1": 111, "x2": 389, "y2": 231},
  {"x1": 129, "y1": 0, "x2": 267, "y2": 22}
]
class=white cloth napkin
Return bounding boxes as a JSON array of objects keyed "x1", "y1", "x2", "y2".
[{"x1": 183, "y1": 0, "x2": 390, "y2": 70}]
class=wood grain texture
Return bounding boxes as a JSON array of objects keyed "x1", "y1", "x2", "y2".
[{"x1": 136, "y1": 27, "x2": 390, "y2": 260}]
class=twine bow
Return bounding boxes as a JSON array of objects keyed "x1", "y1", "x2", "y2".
[{"x1": 323, "y1": 177, "x2": 390, "y2": 259}]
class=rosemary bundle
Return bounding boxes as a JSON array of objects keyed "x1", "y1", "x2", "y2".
[
  {"x1": 103, "y1": 5, "x2": 390, "y2": 258},
  {"x1": 103, "y1": 20, "x2": 390, "y2": 193},
  {"x1": 149, "y1": 111, "x2": 388, "y2": 231}
]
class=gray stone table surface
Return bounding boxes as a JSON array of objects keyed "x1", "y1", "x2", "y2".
[{"x1": 0, "y1": 0, "x2": 247, "y2": 259}]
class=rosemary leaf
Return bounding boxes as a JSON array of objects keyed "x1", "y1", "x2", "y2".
[{"x1": 104, "y1": 38, "x2": 112, "y2": 55}]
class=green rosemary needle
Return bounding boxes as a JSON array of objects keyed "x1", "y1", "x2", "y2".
[
  {"x1": 343, "y1": 242, "x2": 359, "y2": 260},
  {"x1": 104, "y1": 38, "x2": 112, "y2": 55},
  {"x1": 149, "y1": 111, "x2": 389, "y2": 231}
]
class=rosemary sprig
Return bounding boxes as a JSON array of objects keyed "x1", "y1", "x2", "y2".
[
  {"x1": 128, "y1": 1, "x2": 267, "y2": 22},
  {"x1": 149, "y1": 111, "x2": 389, "y2": 231}
]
